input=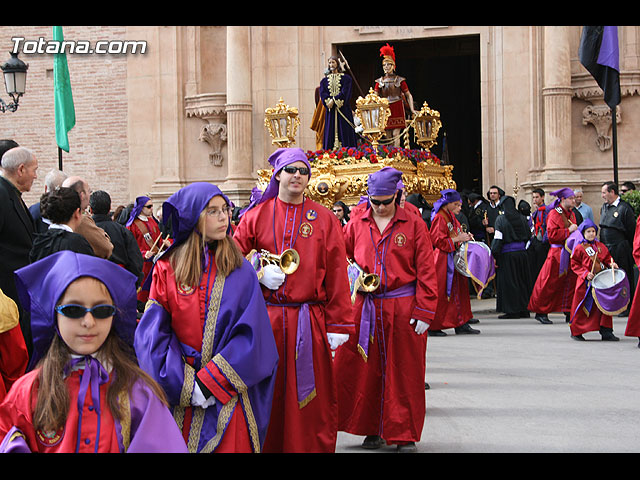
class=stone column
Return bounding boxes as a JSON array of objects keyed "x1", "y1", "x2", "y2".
[
  {"x1": 223, "y1": 26, "x2": 255, "y2": 204},
  {"x1": 541, "y1": 26, "x2": 575, "y2": 179}
]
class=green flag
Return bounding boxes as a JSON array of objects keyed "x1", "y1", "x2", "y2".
[{"x1": 53, "y1": 26, "x2": 75, "y2": 152}]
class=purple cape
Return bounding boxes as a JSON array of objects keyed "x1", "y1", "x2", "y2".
[{"x1": 134, "y1": 255, "x2": 278, "y2": 453}]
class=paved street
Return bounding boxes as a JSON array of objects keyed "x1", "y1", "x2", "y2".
[{"x1": 336, "y1": 298, "x2": 640, "y2": 453}]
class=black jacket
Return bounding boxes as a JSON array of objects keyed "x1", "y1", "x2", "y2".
[
  {"x1": 29, "y1": 228, "x2": 95, "y2": 263},
  {"x1": 93, "y1": 213, "x2": 144, "y2": 286}
]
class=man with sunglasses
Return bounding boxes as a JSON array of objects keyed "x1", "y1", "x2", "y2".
[
  {"x1": 335, "y1": 167, "x2": 437, "y2": 453},
  {"x1": 233, "y1": 147, "x2": 353, "y2": 453}
]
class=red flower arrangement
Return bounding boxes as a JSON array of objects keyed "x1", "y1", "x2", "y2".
[{"x1": 306, "y1": 144, "x2": 440, "y2": 165}]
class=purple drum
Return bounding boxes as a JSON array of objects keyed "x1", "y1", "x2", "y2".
[
  {"x1": 591, "y1": 268, "x2": 630, "y2": 316},
  {"x1": 454, "y1": 241, "x2": 496, "y2": 296}
]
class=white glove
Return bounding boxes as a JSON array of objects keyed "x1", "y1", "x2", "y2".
[
  {"x1": 327, "y1": 333, "x2": 349, "y2": 350},
  {"x1": 259, "y1": 264, "x2": 286, "y2": 290},
  {"x1": 192, "y1": 382, "x2": 217, "y2": 409},
  {"x1": 410, "y1": 318, "x2": 428, "y2": 335}
]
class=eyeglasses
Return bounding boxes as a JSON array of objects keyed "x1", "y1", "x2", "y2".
[
  {"x1": 369, "y1": 196, "x2": 395, "y2": 206},
  {"x1": 55, "y1": 304, "x2": 117, "y2": 319},
  {"x1": 282, "y1": 165, "x2": 310, "y2": 175},
  {"x1": 205, "y1": 206, "x2": 232, "y2": 218},
  {"x1": 621, "y1": 189, "x2": 629, "y2": 194},
  {"x1": 143, "y1": 204, "x2": 153, "y2": 209}
]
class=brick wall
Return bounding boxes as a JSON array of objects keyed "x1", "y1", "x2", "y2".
[{"x1": 0, "y1": 26, "x2": 130, "y2": 210}]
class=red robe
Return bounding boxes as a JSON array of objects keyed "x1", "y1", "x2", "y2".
[
  {"x1": 569, "y1": 240, "x2": 614, "y2": 336},
  {"x1": 625, "y1": 215, "x2": 640, "y2": 337},
  {"x1": 233, "y1": 196, "x2": 353, "y2": 453},
  {"x1": 527, "y1": 206, "x2": 577, "y2": 314},
  {"x1": 127, "y1": 217, "x2": 163, "y2": 303},
  {"x1": 429, "y1": 209, "x2": 472, "y2": 330},
  {"x1": 0, "y1": 288, "x2": 28, "y2": 403},
  {"x1": 335, "y1": 204, "x2": 437, "y2": 444}
]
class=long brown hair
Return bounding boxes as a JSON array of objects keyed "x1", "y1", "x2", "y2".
[
  {"x1": 32, "y1": 280, "x2": 168, "y2": 433},
  {"x1": 169, "y1": 207, "x2": 244, "y2": 288}
]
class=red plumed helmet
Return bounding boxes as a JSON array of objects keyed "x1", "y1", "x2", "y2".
[{"x1": 379, "y1": 43, "x2": 396, "y2": 64}]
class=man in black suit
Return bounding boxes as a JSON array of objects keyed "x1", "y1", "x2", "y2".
[
  {"x1": 89, "y1": 190, "x2": 144, "y2": 288},
  {"x1": 0, "y1": 144, "x2": 38, "y2": 357}
]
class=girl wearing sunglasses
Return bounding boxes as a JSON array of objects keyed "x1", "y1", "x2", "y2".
[{"x1": 0, "y1": 251, "x2": 187, "y2": 453}]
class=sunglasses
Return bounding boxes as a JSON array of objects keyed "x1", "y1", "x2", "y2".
[
  {"x1": 282, "y1": 165, "x2": 310, "y2": 175},
  {"x1": 55, "y1": 304, "x2": 117, "y2": 319},
  {"x1": 369, "y1": 196, "x2": 395, "y2": 206},
  {"x1": 143, "y1": 204, "x2": 153, "y2": 209}
]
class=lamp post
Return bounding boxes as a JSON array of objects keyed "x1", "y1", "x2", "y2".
[
  {"x1": 354, "y1": 88, "x2": 390, "y2": 151},
  {"x1": 0, "y1": 53, "x2": 28, "y2": 113}
]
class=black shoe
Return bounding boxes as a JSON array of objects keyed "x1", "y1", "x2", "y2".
[
  {"x1": 428, "y1": 330, "x2": 447, "y2": 337},
  {"x1": 425, "y1": 382, "x2": 430, "y2": 390},
  {"x1": 362, "y1": 435, "x2": 385, "y2": 449},
  {"x1": 564, "y1": 312, "x2": 571, "y2": 323},
  {"x1": 498, "y1": 313, "x2": 519, "y2": 319},
  {"x1": 600, "y1": 328, "x2": 620, "y2": 341},
  {"x1": 455, "y1": 323, "x2": 480, "y2": 334},
  {"x1": 468, "y1": 318, "x2": 480, "y2": 324},
  {"x1": 572, "y1": 334, "x2": 585, "y2": 341},
  {"x1": 618, "y1": 310, "x2": 630, "y2": 318},
  {"x1": 396, "y1": 442, "x2": 417, "y2": 453},
  {"x1": 535, "y1": 314, "x2": 552, "y2": 324},
  {"x1": 520, "y1": 311, "x2": 531, "y2": 318}
]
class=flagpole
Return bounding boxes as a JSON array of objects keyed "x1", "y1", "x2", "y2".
[
  {"x1": 611, "y1": 106, "x2": 618, "y2": 186},
  {"x1": 58, "y1": 146, "x2": 63, "y2": 170}
]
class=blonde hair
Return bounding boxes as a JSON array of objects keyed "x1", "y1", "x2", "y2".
[{"x1": 169, "y1": 207, "x2": 243, "y2": 288}]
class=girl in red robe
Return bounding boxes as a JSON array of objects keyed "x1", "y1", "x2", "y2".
[
  {"x1": 0, "y1": 251, "x2": 187, "y2": 453},
  {"x1": 569, "y1": 220, "x2": 620, "y2": 341},
  {"x1": 0, "y1": 288, "x2": 28, "y2": 402}
]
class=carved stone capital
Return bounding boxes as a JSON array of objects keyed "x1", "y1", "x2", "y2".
[
  {"x1": 185, "y1": 93, "x2": 228, "y2": 166},
  {"x1": 582, "y1": 103, "x2": 621, "y2": 152}
]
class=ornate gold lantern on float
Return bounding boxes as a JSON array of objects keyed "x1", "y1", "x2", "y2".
[
  {"x1": 354, "y1": 88, "x2": 391, "y2": 151},
  {"x1": 413, "y1": 102, "x2": 442, "y2": 151},
  {"x1": 264, "y1": 97, "x2": 300, "y2": 148},
  {"x1": 259, "y1": 96, "x2": 456, "y2": 209}
]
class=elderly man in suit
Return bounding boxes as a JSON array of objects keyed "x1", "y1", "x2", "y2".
[{"x1": 0, "y1": 144, "x2": 38, "y2": 357}]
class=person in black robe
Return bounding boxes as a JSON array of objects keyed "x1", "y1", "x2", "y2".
[
  {"x1": 491, "y1": 195, "x2": 533, "y2": 319},
  {"x1": 90, "y1": 190, "x2": 144, "y2": 288},
  {"x1": 29, "y1": 187, "x2": 95, "y2": 263},
  {"x1": 600, "y1": 181, "x2": 637, "y2": 315},
  {"x1": 468, "y1": 193, "x2": 490, "y2": 244}
]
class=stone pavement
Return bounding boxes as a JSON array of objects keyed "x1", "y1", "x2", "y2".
[{"x1": 336, "y1": 297, "x2": 640, "y2": 453}]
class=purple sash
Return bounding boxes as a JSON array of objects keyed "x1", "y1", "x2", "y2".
[
  {"x1": 502, "y1": 241, "x2": 526, "y2": 253},
  {"x1": 357, "y1": 282, "x2": 416, "y2": 360},
  {"x1": 550, "y1": 243, "x2": 571, "y2": 276},
  {"x1": 267, "y1": 301, "x2": 318, "y2": 409}
]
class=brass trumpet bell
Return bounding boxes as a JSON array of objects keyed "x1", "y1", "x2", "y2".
[
  {"x1": 347, "y1": 258, "x2": 381, "y2": 304},
  {"x1": 260, "y1": 248, "x2": 300, "y2": 275}
]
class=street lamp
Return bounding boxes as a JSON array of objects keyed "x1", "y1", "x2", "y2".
[
  {"x1": 0, "y1": 52, "x2": 28, "y2": 113},
  {"x1": 413, "y1": 102, "x2": 442, "y2": 151},
  {"x1": 264, "y1": 97, "x2": 300, "y2": 148}
]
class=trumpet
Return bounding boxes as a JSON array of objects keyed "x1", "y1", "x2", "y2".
[
  {"x1": 347, "y1": 258, "x2": 381, "y2": 304},
  {"x1": 246, "y1": 248, "x2": 300, "y2": 279}
]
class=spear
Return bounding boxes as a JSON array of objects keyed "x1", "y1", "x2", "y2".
[{"x1": 338, "y1": 50, "x2": 365, "y2": 98}]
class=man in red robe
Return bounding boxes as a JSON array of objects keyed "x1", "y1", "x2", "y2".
[
  {"x1": 528, "y1": 188, "x2": 578, "y2": 324},
  {"x1": 427, "y1": 189, "x2": 480, "y2": 335},
  {"x1": 233, "y1": 148, "x2": 354, "y2": 453},
  {"x1": 625, "y1": 214, "x2": 640, "y2": 347},
  {"x1": 335, "y1": 167, "x2": 437, "y2": 453},
  {"x1": 126, "y1": 196, "x2": 168, "y2": 307}
]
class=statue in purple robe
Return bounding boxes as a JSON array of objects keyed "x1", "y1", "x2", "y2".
[{"x1": 319, "y1": 56, "x2": 358, "y2": 150}]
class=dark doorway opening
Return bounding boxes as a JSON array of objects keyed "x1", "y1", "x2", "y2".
[{"x1": 336, "y1": 35, "x2": 482, "y2": 194}]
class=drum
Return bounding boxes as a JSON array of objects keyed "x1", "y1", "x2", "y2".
[
  {"x1": 591, "y1": 268, "x2": 630, "y2": 316},
  {"x1": 454, "y1": 241, "x2": 496, "y2": 293}
]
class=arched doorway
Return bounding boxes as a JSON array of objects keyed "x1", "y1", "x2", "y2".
[{"x1": 336, "y1": 34, "x2": 482, "y2": 194}]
